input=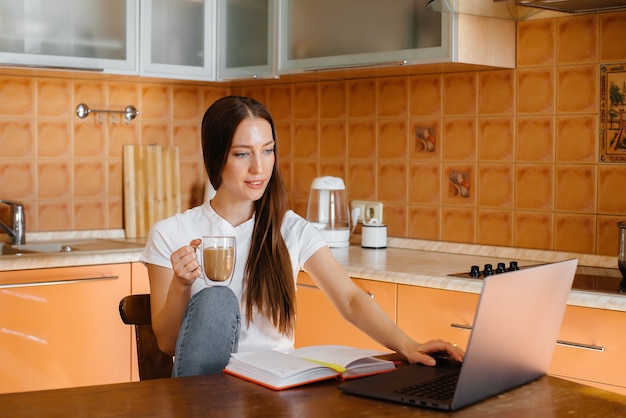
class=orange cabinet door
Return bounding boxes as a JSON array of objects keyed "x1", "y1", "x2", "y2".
[
  {"x1": 549, "y1": 305, "x2": 626, "y2": 396},
  {"x1": 397, "y1": 284, "x2": 479, "y2": 350},
  {"x1": 294, "y1": 272, "x2": 396, "y2": 351},
  {"x1": 0, "y1": 264, "x2": 132, "y2": 393}
]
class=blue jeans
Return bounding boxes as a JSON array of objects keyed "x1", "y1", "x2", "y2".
[{"x1": 172, "y1": 286, "x2": 241, "y2": 377}]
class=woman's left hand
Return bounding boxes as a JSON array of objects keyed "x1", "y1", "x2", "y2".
[{"x1": 402, "y1": 339, "x2": 465, "y2": 366}]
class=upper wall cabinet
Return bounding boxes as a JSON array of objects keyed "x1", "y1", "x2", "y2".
[
  {"x1": 216, "y1": 0, "x2": 277, "y2": 81},
  {"x1": 0, "y1": 0, "x2": 138, "y2": 74},
  {"x1": 278, "y1": 0, "x2": 515, "y2": 74},
  {"x1": 140, "y1": 0, "x2": 216, "y2": 81}
]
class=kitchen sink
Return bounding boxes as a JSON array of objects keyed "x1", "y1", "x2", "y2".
[{"x1": 0, "y1": 239, "x2": 145, "y2": 256}]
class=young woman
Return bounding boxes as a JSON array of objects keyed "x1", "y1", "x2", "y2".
[{"x1": 140, "y1": 96, "x2": 464, "y2": 377}]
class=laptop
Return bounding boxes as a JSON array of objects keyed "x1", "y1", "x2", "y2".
[{"x1": 339, "y1": 258, "x2": 578, "y2": 411}]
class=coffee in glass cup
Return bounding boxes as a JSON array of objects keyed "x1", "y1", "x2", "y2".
[{"x1": 200, "y1": 236, "x2": 236, "y2": 286}]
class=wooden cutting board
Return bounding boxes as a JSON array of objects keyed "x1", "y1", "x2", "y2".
[{"x1": 123, "y1": 144, "x2": 181, "y2": 238}]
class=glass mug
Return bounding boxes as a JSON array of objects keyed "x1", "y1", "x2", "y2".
[{"x1": 199, "y1": 236, "x2": 236, "y2": 286}]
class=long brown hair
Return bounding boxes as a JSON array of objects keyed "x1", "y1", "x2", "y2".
[{"x1": 201, "y1": 96, "x2": 295, "y2": 335}]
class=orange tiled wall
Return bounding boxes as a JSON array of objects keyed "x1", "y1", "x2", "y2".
[{"x1": 1, "y1": 12, "x2": 626, "y2": 257}]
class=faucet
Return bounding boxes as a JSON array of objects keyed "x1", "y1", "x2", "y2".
[{"x1": 0, "y1": 200, "x2": 26, "y2": 245}]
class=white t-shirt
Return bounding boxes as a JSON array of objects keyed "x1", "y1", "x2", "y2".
[{"x1": 140, "y1": 202, "x2": 327, "y2": 353}]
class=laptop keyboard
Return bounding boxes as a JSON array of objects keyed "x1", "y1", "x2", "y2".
[{"x1": 395, "y1": 371, "x2": 460, "y2": 401}]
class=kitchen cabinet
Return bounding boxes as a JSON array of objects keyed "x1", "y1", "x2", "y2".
[
  {"x1": 278, "y1": 0, "x2": 515, "y2": 73},
  {"x1": 217, "y1": 0, "x2": 277, "y2": 80},
  {"x1": 397, "y1": 283, "x2": 626, "y2": 396},
  {"x1": 549, "y1": 305, "x2": 626, "y2": 396},
  {"x1": 140, "y1": 0, "x2": 216, "y2": 80},
  {"x1": 0, "y1": 264, "x2": 131, "y2": 394},
  {"x1": 0, "y1": 0, "x2": 138, "y2": 74},
  {"x1": 397, "y1": 284, "x2": 479, "y2": 351},
  {"x1": 294, "y1": 272, "x2": 395, "y2": 351}
]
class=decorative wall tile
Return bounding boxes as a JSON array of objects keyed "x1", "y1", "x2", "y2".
[
  {"x1": 293, "y1": 83, "x2": 319, "y2": 120},
  {"x1": 555, "y1": 165, "x2": 596, "y2": 213},
  {"x1": 516, "y1": 116, "x2": 555, "y2": 162},
  {"x1": 37, "y1": 161, "x2": 71, "y2": 199},
  {"x1": 477, "y1": 209, "x2": 513, "y2": 247},
  {"x1": 378, "y1": 162, "x2": 407, "y2": 203},
  {"x1": 293, "y1": 121, "x2": 318, "y2": 159},
  {"x1": 479, "y1": 70, "x2": 515, "y2": 115},
  {"x1": 37, "y1": 120, "x2": 71, "y2": 158},
  {"x1": 378, "y1": 119, "x2": 408, "y2": 160},
  {"x1": 443, "y1": 73, "x2": 477, "y2": 116},
  {"x1": 173, "y1": 86, "x2": 202, "y2": 121},
  {"x1": 514, "y1": 211, "x2": 554, "y2": 250},
  {"x1": 517, "y1": 19, "x2": 555, "y2": 67},
  {"x1": 409, "y1": 74, "x2": 441, "y2": 117},
  {"x1": 320, "y1": 121, "x2": 347, "y2": 159},
  {"x1": 409, "y1": 162, "x2": 441, "y2": 205},
  {"x1": 348, "y1": 79, "x2": 377, "y2": 118},
  {"x1": 378, "y1": 77, "x2": 408, "y2": 118},
  {"x1": 0, "y1": 77, "x2": 34, "y2": 116},
  {"x1": 0, "y1": 120, "x2": 34, "y2": 158},
  {"x1": 348, "y1": 121, "x2": 376, "y2": 159},
  {"x1": 478, "y1": 117, "x2": 515, "y2": 162},
  {"x1": 268, "y1": 85, "x2": 293, "y2": 120},
  {"x1": 442, "y1": 207, "x2": 475, "y2": 243},
  {"x1": 320, "y1": 81, "x2": 347, "y2": 119},
  {"x1": 443, "y1": 118, "x2": 476, "y2": 161},
  {"x1": 410, "y1": 119, "x2": 440, "y2": 160},
  {"x1": 515, "y1": 164, "x2": 554, "y2": 211},
  {"x1": 558, "y1": 15, "x2": 598, "y2": 64},
  {"x1": 141, "y1": 84, "x2": 171, "y2": 120},
  {"x1": 477, "y1": 164, "x2": 514, "y2": 209},
  {"x1": 517, "y1": 67, "x2": 555, "y2": 114},
  {"x1": 37, "y1": 79, "x2": 71, "y2": 118},
  {"x1": 556, "y1": 115, "x2": 597, "y2": 162},
  {"x1": 599, "y1": 12, "x2": 626, "y2": 62},
  {"x1": 37, "y1": 201, "x2": 71, "y2": 231},
  {"x1": 554, "y1": 213, "x2": 596, "y2": 253},
  {"x1": 557, "y1": 65, "x2": 597, "y2": 113},
  {"x1": 409, "y1": 206, "x2": 440, "y2": 240}
]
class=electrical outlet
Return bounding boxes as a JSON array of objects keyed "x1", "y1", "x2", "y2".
[
  {"x1": 350, "y1": 201, "x2": 383, "y2": 224},
  {"x1": 364, "y1": 202, "x2": 383, "y2": 223},
  {"x1": 350, "y1": 201, "x2": 368, "y2": 223}
]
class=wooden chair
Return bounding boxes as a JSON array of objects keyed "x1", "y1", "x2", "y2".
[{"x1": 119, "y1": 294, "x2": 173, "y2": 380}]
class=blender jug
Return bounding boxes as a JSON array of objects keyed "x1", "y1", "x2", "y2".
[{"x1": 306, "y1": 176, "x2": 350, "y2": 248}]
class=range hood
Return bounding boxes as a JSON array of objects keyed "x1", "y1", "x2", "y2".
[
  {"x1": 494, "y1": 0, "x2": 626, "y2": 13},
  {"x1": 427, "y1": 0, "x2": 626, "y2": 18}
]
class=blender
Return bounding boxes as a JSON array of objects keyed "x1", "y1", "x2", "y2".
[{"x1": 306, "y1": 176, "x2": 350, "y2": 248}]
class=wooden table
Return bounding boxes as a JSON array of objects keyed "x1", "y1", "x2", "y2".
[{"x1": 1, "y1": 373, "x2": 625, "y2": 417}]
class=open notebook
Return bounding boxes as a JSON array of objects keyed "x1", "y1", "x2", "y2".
[{"x1": 339, "y1": 258, "x2": 578, "y2": 411}]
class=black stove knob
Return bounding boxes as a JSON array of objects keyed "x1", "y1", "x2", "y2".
[
  {"x1": 469, "y1": 265, "x2": 481, "y2": 277},
  {"x1": 496, "y1": 262, "x2": 506, "y2": 274},
  {"x1": 483, "y1": 264, "x2": 494, "y2": 277},
  {"x1": 508, "y1": 261, "x2": 519, "y2": 271}
]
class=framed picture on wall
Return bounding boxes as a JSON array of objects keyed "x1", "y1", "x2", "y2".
[{"x1": 600, "y1": 63, "x2": 626, "y2": 163}]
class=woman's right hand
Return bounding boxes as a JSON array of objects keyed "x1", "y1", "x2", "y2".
[{"x1": 170, "y1": 238, "x2": 202, "y2": 285}]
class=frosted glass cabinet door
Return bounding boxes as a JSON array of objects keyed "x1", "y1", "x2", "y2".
[
  {"x1": 217, "y1": 0, "x2": 276, "y2": 80},
  {"x1": 278, "y1": 0, "x2": 451, "y2": 73},
  {"x1": 140, "y1": 0, "x2": 216, "y2": 80},
  {"x1": 0, "y1": 0, "x2": 138, "y2": 73}
]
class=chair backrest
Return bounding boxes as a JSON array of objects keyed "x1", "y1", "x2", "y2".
[{"x1": 119, "y1": 294, "x2": 173, "y2": 380}]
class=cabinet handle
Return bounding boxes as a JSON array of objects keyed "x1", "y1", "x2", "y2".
[
  {"x1": 450, "y1": 323, "x2": 473, "y2": 331},
  {"x1": 297, "y1": 283, "x2": 374, "y2": 298},
  {"x1": 304, "y1": 60, "x2": 408, "y2": 72},
  {"x1": 450, "y1": 323, "x2": 605, "y2": 352},
  {"x1": 555, "y1": 340, "x2": 605, "y2": 352},
  {"x1": 0, "y1": 275, "x2": 120, "y2": 289}
]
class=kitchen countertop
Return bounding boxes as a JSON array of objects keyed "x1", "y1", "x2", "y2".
[{"x1": 1, "y1": 230, "x2": 624, "y2": 312}]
